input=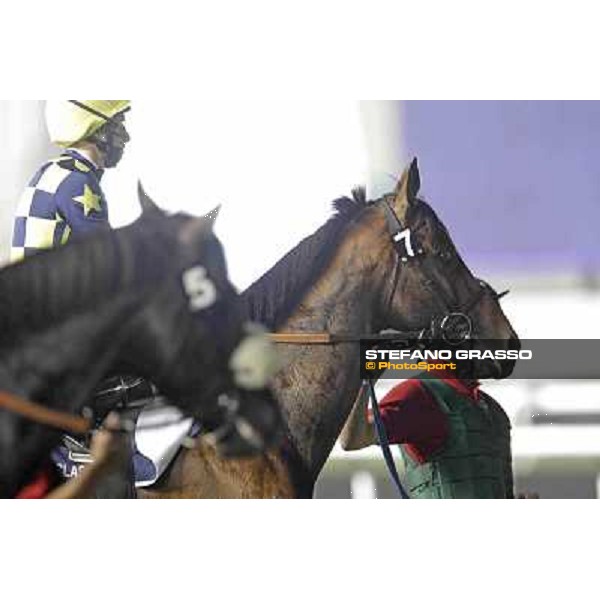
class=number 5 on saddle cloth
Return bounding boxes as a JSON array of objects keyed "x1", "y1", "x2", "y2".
[{"x1": 52, "y1": 376, "x2": 195, "y2": 488}]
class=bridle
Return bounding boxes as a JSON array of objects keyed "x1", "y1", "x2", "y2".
[{"x1": 372, "y1": 198, "x2": 511, "y2": 499}]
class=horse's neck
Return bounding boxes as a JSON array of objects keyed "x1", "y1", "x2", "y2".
[
  {"x1": 2, "y1": 227, "x2": 166, "y2": 407},
  {"x1": 276, "y1": 262, "x2": 376, "y2": 480},
  {"x1": 5, "y1": 291, "x2": 141, "y2": 411},
  {"x1": 0, "y1": 293, "x2": 142, "y2": 498}
]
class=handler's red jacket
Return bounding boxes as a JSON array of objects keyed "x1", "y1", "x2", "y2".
[{"x1": 375, "y1": 374, "x2": 481, "y2": 464}]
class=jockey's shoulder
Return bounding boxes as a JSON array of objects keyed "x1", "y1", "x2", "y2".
[
  {"x1": 30, "y1": 150, "x2": 102, "y2": 193},
  {"x1": 28, "y1": 152, "x2": 103, "y2": 205},
  {"x1": 54, "y1": 150, "x2": 101, "y2": 176},
  {"x1": 54, "y1": 166, "x2": 102, "y2": 199}
]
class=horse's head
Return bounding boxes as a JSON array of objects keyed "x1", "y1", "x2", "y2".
[
  {"x1": 122, "y1": 186, "x2": 282, "y2": 456},
  {"x1": 368, "y1": 158, "x2": 519, "y2": 379}
]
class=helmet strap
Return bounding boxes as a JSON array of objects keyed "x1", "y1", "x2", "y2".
[{"x1": 68, "y1": 100, "x2": 112, "y2": 122}]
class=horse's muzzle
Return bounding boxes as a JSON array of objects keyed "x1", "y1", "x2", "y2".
[
  {"x1": 203, "y1": 324, "x2": 284, "y2": 457},
  {"x1": 205, "y1": 387, "x2": 283, "y2": 458},
  {"x1": 229, "y1": 325, "x2": 281, "y2": 391},
  {"x1": 471, "y1": 335, "x2": 521, "y2": 380}
]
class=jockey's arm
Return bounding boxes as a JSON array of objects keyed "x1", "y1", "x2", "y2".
[
  {"x1": 55, "y1": 172, "x2": 111, "y2": 239},
  {"x1": 339, "y1": 384, "x2": 378, "y2": 451}
]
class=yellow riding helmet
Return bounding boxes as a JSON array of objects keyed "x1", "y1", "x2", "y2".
[{"x1": 45, "y1": 100, "x2": 131, "y2": 148}]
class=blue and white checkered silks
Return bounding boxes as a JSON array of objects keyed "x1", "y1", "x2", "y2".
[{"x1": 11, "y1": 149, "x2": 110, "y2": 262}]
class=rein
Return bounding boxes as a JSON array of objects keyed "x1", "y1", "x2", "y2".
[
  {"x1": 0, "y1": 391, "x2": 92, "y2": 435},
  {"x1": 366, "y1": 380, "x2": 410, "y2": 499},
  {"x1": 269, "y1": 331, "x2": 418, "y2": 345},
  {"x1": 0, "y1": 390, "x2": 190, "y2": 437}
]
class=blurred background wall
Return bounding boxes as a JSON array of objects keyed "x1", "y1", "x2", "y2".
[
  {"x1": 402, "y1": 101, "x2": 600, "y2": 281},
  {"x1": 0, "y1": 101, "x2": 50, "y2": 264}
]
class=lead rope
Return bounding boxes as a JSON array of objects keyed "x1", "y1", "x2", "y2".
[{"x1": 365, "y1": 379, "x2": 410, "y2": 499}]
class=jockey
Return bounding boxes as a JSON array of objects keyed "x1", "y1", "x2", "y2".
[
  {"x1": 11, "y1": 100, "x2": 131, "y2": 262},
  {"x1": 340, "y1": 366, "x2": 515, "y2": 499},
  {"x1": 11, "y1": 100, "x2": 135, "y2": 498}
]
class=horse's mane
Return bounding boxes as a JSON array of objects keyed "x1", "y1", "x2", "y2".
[
  {"x1": 0, "y1": 221, "x2": 164, "y2": 349},
  {"x1": 242, "y1": 187, "x2": 371, "y2": 329}
]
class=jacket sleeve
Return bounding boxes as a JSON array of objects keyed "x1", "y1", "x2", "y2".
[
  {"x1": 54, "y1": 172, "x2": 111, "y2": 238},
  {"x1": 377, "y1": 379, "x2": 450, "y2": 458}
]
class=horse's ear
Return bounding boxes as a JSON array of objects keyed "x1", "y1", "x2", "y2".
[
  {"x1": 392, "y1": 158, "x2": 420, "y2": 219},
  {"x1": 179, "y1": 206, "x2": 221, "y2": 245},
  {"x1": 203, "y1": 204, "x2": 221, "y2": 227},
  {"x1": 138, "y1": 181, "x2": 163, "y2": 217}
]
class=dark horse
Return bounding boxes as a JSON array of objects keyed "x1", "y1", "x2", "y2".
[
  {"x1": 0, "y1": 186, "x2": 281, "y2": 498},
  {"x1": 140, "y1": 159, "x2": 520, "y2": 498}
]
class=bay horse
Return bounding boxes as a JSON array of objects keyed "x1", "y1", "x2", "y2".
[
  {"x1": 0, "y1": 186, "x2": 281, "y2": 498},
  {"x1": 140, "y1": 159, "x2": 520, "y2": 499}
]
